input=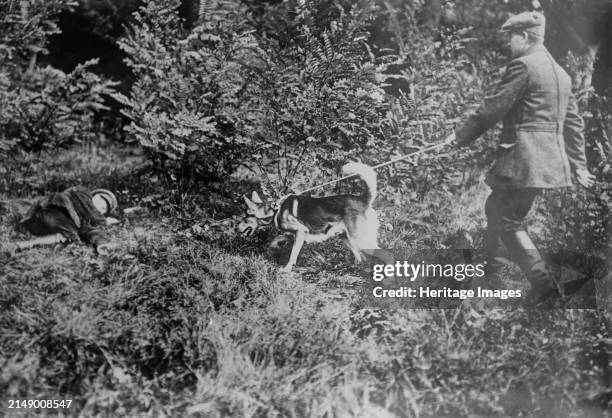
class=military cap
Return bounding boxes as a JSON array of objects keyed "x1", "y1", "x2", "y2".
[{"x1": 500, "y1": 11, "x2": 546, "y2": 38}]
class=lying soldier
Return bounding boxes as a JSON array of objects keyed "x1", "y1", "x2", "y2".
[{"x1": 8, "y1": 186, "x2": 119, "y2": 255}]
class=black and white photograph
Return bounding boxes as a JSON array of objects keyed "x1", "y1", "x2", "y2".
[{"x1": 1, "y1": 0, "x2": 611, "y2": 416}]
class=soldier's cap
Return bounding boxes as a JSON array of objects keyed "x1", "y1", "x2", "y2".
[
  {"x1": 92, "y1": 189, "x2": 118, "y2": 213},
  {"x1": 500, "y1": 11, "x2": 545, "y2": 38}
]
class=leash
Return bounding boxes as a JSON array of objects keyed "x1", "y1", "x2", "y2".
[
  {"x1": 296, "y1": 140, "x2": 449, "y2": 195},
  {"x1": 254, "y1": 139, "x2": 449, "y2": 229}
]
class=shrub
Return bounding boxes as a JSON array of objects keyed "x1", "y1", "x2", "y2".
[
  {"x1": 117, "y1": 0, "x2": 399, "y2": 196},
  {"x1": 243, "y1": 0, "x2": 393, "y2": 195},
  {"x1": 0, "y1": 0, "x2": 117, "y2": 160},
  {"x1": 0, "y1": 60, "x2": 116, "y2": 154},
  {"x1": 0, "y1": 0, "x2": 67, "y2": 72},
  {"x1": 116, "y1": 0, "x2": 262, "y2": 194}
]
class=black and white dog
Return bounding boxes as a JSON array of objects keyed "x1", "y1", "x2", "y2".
[{"x1": 238, "y1": 163, "x2": 390, "y2": 272}]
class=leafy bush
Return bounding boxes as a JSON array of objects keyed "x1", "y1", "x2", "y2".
[
  {"x1": 0, "y1": 0, "x2": 67, "y2": 72},
  {"x1": 0, "y1": 0, "x2": 117, "y2": 159},
  {"x1": 117, "y1": 0, "x2": 409, "y2": 196},
  {"x1": 0, "y1": 60, "x2": 116, "y2": 154},
  {"x1": 116, "y1": 0, "x2": 261, "y2": 193},
  {"x1": 243, "y1": 0, "x2": 392, "y2": 195}
]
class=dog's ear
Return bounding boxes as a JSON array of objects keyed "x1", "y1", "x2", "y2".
[{"x1": 251, "y1": 191, "x2": 263, "y2": 204}]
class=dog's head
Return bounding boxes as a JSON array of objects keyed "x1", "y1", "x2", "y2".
[{"x1": 237, "y1": 191, "x2": 277, "y2": 237}]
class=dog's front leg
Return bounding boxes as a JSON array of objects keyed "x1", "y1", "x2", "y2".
[{"x1": 280, "y1": 230, "x2": 305, "y2": 272}]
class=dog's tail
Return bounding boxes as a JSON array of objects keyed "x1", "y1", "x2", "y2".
[{"x1": 342, "y1": 162, "x2": 377, "y2": 207}]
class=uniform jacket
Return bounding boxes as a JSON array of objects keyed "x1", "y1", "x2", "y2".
[{"x1": 455, "y1": 44, "x2": 588, "y2": 189}]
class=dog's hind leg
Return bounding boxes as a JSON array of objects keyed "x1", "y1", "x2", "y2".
[
  {"x1": 343, "y1": 236, "x2": 365, "y2": 264},
  {"x1": 345, "y1": 210, "x2": 382, "y2": 265},
  {"x1": 344, "y1": 215, "x2": 367, "y2": 264},
  {"x1": 281, "y1": 230, "x2": 306, "y2": 272}
]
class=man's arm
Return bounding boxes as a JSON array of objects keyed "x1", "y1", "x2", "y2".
[
  {"x1": 455, "y1": 60, "x2": 529, "y2": 146},
  {"x1": 563, "y1": 92, "x2": 587, "y2": 171},
  {"x1": 564, "y1": 93, "x2": 595, "y2": 187}
]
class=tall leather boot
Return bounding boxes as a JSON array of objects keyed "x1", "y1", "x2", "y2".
[
  {"x1": 482, "y1": 230, "x2": 509, "y2": 289},
  {"x1": 500, "y1": 230, "x2": 558, "y2": 306}
]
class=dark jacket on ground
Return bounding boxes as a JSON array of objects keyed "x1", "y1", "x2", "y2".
[
  {"x1": 455, "y1": 44, "x2": 588, "y2": 189},
  {"x1": 19, "y1": 186, "x2": 109, "y2": 247}
]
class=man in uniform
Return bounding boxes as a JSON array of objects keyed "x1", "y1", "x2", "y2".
[{"x1": 445, "y1": 11, "x2": 595, "y2": 305}]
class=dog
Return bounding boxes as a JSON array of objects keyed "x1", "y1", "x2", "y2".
[{"x1": 238, "y1": 163, "x2": 392, "y2": 272}]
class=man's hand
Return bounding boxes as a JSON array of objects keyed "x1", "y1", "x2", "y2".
[
  {"x1": 575, "y1": 168, "x2": 595, "y2": 188},
  {"x1": 443, "y1": 132, "x2": 456, "y2": 146}
]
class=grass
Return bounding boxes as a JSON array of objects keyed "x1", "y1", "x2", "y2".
[{"x1": 0, "y1": 145, "x2": 610, "y2": 417}]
